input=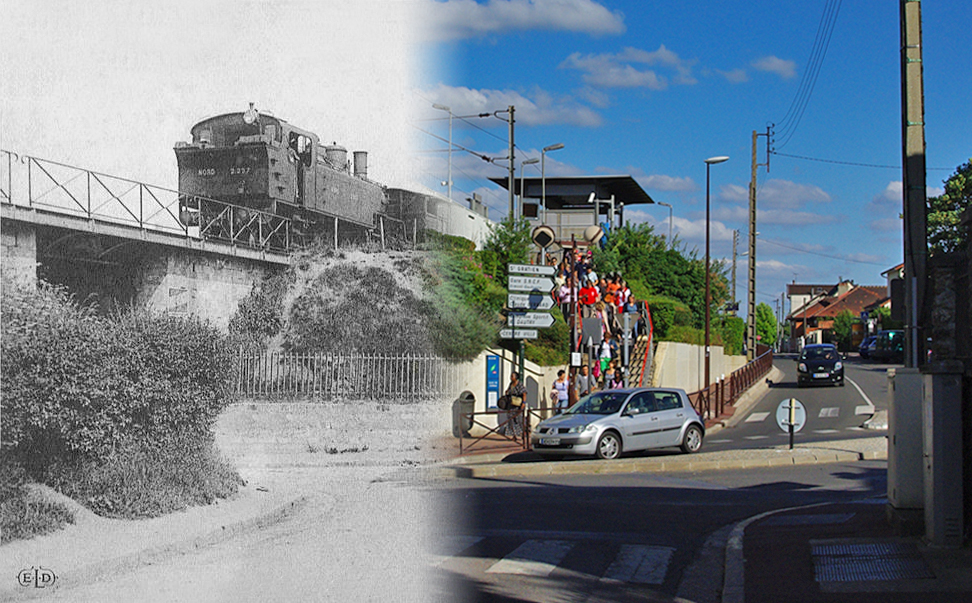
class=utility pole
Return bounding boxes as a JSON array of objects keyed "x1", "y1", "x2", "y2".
[
  {"x1": 900, "y1": 1, "x2": 927, "y2": 368},
  {"x1": 746, "y1": 127, "x2": 770, "y2": 360},
  {"x1": 507, "y1": 105, "x2": 516, "y2": 220},
  {"x1": 731, "y1": 229, "x2": 739, "y2": 315}
]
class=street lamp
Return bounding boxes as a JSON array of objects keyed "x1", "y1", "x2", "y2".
[
  {"x1": 541, "y1": 143, "x2": 565, "y2": 224},
  {"x1": 657, "y1": 201, "x2": 673, "y2": 248},
  {"x1": 519, "y1": 158, "x2": 539, "y2": 219},
  {"x1": 704, "y1": 156, "x2": 729, "y2": 409},
  {"x1": 432, "y1": 103, "x2": 453, "y2": 201}
]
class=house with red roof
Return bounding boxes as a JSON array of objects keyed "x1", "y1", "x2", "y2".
[{"x1": 786, "y1": 281, "x2": 887, "y2": 350}]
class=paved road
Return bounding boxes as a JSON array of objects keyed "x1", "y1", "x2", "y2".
[
  {"x1": 431, "y1": 460, "x2": 888, "y2": 602},
  {"x1": 705, "y1": 354, "x2": 898, "y2": 451}
]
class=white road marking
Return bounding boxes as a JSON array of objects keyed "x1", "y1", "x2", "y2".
[
  {"x1": 818, "y1": 407, "x2": 840, "y2": 418},
  {"x1": 486, "y1": 539, "x2": 574, "y2": 576},
  {"x1": 855, "y1": 405, "x2": 875, "y2": 416},
  {"x1": 745, "y1": 412, "x2": 770, "y2": 423},
  {"x1": 602, "y1": 545, "x2": 675, "y2": 585},
  {"x1": 708, "y1": 439, "x2": 733, "y2": 444},
  {"x1": 431, "y1": 535, "x2": 484, "y2": 566},
  {"x1": 744, "y1": 435, "x2": 770, "y2": 440},
  {"x1": 813, "y1": 429, "x2": 840, "y2": 434},
  {"x1": 846, "y1": 376, "x2": 876, "y2": 412}
]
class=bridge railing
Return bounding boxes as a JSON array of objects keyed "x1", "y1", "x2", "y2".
[
  {"x1": 688, "y1": 345, "x2": 774, "y2": 425},
  {"x1": 237, "y1": 351, "x2": 462, "y2": 400},
  {"x1": 1, "y1": 149, "x2": 291, "y2": 251}
]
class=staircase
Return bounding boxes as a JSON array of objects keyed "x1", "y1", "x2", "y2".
[{"x1": 625, "y1": 334, "x2": 653, "y2": 387}]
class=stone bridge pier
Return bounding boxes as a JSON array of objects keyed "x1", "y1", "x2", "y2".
[{"x1": 1, "y1": 218, "x2": 284, "y2": 331}]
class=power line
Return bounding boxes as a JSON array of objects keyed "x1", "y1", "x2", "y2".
[
  {"x1": 774, "y1": 0, "x2": 843, "y2": 150},
  {"x1": 771, "y1": 150, "x2": 952, "y2": 171},
  {"x1": 760, "y1": 237, "x2": 887, "y2": 266}
]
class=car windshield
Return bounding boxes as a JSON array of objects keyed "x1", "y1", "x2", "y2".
[
  {"x1": 804, "y1": 347, "x2": 837, "y2": 361},
  {"x1": 566, "y1": 391, "x2": 628, "y2": 415}
]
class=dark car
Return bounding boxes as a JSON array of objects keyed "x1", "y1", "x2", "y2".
[
  {"x1": 871, "y1": 330, "x2": 904, "y2": 363},
  {"x1": 797, "y1": 343, "x2": 844, "y2": 387},
  {"x1": 858, "y1": 335, "x2": 877, "y2": 359}
]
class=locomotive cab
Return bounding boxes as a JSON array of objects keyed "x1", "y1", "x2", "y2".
[{"x1": 174, "y1": 108, "x2": 318, "y2": 213}]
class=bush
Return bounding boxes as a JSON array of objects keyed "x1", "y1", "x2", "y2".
[
  {"x1": 43, "y1": 436, "x2": 239, "y2": 519},
  {"x1": 1, "y1": 282, "x2": 238, "y2": 525},
  {"x1": 643, "y1": 295, "x2": 693, "y2": 338},
  {"x1": 0, "y1": 459, "x2": 74, "y2": 542}
]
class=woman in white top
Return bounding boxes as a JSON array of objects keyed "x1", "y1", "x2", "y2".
[{"x1": 550, "y1": 370, "x2": 570, "y2": 413}]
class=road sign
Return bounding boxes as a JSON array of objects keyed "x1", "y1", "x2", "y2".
[
  {"x1": 508, "y1": 293, "x2": 556, "y2": 311},
  {"x1": 507, "y1": 263, "x2": 557, "y2": 276},
  {"x1": 776, "y1": 398, "x2": 807, "y2": 432},
  {"x1": 507, "y1": 312, "x2": 556, "y2": 328},
  {"x1": 508, "y1": 275, "x2": 556, "y2": 293},
  {"x1": 499, "y1": 328, "x2": 538, "y2": 340}
]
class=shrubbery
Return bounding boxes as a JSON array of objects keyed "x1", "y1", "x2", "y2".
[{"x1": 1, "y1": 283, "x2": 239, "y2": 532}]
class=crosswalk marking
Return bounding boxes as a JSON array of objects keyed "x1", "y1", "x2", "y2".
[
  {"x1": 431, "y1": 535, "x2": 484, "y2": 566},
  {"x1": 813, "y1": 429, "x2": 840, "y2": 434},
  {"x1": 818, "y1": 407, "x2": 840, "y2": 418},
  {"x1": 485, "y1": 539, "x2": 574, "y2": 576},
  {"x1": 745, "y1": 435, "x2": 769, "y2": 440},
  {"x1": 745, "y1": 412, "x2": 770, "y2": 423},
  {"x1": 602, "y1": 544, "x2": 674, "y2": 585}
]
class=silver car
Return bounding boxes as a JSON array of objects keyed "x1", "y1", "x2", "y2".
[{"x1": 530, "y1": 388, "x2": 705, "y2": 460}]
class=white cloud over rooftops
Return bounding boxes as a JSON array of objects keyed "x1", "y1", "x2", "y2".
[
  {"x1": 721, "y1": 179, "x2": 831, "y2": 209},
  {"x1": 424, "y1": 0, "x2": 626, "y2": 42}
]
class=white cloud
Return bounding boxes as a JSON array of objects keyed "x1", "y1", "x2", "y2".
[
  {"x1": 722, "y1": 179, "x2": 830, "y2": 209},
  {"x1": 757, "y1": 208, "x2": 837, "y2": 226},
  {"x1": 559, "y1": 45, "x2": 697, "y2": 90},
  {"x1": 639, "y1": 174, "x2": 696, "y2": 192},
  {"x1": 719, "y1": 68, "x2": 749, "y2": 84},
  {"x1": 751, "y1": 55, "x2": 797, "y2": 79},
  {"x1": 420, "y1": 83, "x2": 602, "y2": 126},
  {"x1": 424, "y1": 0, "x2": 626, "y2": 42}
]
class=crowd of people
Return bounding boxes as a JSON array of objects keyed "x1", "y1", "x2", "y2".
[{"x1": 547, "y1": 248, "x2": 646, "y2": 410}]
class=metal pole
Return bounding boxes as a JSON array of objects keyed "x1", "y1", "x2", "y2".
[
  {"x1": 705, "y1": 162, "x2": 711, "y2": 401},
  {"x1": 747, "y1": 130, "x2": 758, "y2": 361},
  {"x1": 447, "y1": 110, "x2": 453, "y2": 202}
]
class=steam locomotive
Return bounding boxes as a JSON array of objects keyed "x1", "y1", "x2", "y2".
[{"x1": 175, "y1": 104, "x2": 390, "y2": 247}]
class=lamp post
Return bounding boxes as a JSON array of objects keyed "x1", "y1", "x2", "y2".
[
  {"x1": 657, "y1": 201, "x2": 673, "y2": 248},
  {"x1": 704, "y1": 156, "x2": 729, "y2": 409},
  {"x1": 432, "y1": 103, "x2": 453, "y2": 201},
  {"x1": 519, "y1": 158, "x2": 539, "y2": 220},
  {"x1": 541, "y1": 143, "x2": 565, "y2": 224}
]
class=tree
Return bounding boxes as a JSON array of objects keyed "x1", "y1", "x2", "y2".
[
  {"x1": 478, "y1": 215, "x2": 532, "y2": 288},
  {"x1": 927, "y1": 159, "x2": 971, "y2": 255},
  {"x1": 754, "y1": 302, "x2": 777, "y2": 348},
  {"x1": 832, "y1": 310, "x2": 857, "y2": 352}
]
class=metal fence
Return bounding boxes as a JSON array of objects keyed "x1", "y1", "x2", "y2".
[
  {"x1": 688, "y1": 345, "x2": 774, "y2": 423},
  {"x1": 236, "y1": 351, "x2": 462, "y2": 400}
]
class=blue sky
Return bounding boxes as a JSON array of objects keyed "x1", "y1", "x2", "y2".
[{"x1": 414, "y1": 0, "x2": 972, "y2": 315}]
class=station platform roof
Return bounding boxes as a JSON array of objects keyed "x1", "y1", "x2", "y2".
[{"x1": 488, "y1": 174, "x2": 655, "y2": 210}]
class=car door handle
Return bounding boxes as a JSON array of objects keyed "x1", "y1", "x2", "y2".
[{"x1": 651, "y1": 416, "x2": 659, "y2": 421}]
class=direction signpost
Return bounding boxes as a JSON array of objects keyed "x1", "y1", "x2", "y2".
[
  {"x1": 504, "y1": 264, "x2": 559, "y2": 401},
  {"x1": 507, "y1": 293, "x2": 556, "y2": 311}
]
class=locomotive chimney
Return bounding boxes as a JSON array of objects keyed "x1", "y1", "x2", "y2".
[{"x1": 353, "y1": 151, "x2": 368, "y2": 179}]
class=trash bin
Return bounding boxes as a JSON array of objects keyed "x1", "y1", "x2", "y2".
[{"x1": 452, "y1": 391, "x2": 475, "y2": 438}]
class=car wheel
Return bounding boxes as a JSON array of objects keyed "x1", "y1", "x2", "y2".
[
  {"x1": 680, "y1": 425, "x2": 703, "y2": 454},
  {"x1": 595, "y1": 432, "x2": 622, "y2": 460}
]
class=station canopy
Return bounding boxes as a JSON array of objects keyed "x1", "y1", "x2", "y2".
[{"x1": 489, "y1": 174, "x2": 655, "y2": 210}]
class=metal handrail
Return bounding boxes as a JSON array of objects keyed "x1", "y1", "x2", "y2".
[{"x1": 689, "y1": 346, "x2": 773, "y2": 422}]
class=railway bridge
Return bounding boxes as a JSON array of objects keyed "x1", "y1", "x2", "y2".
[{"x1": 1, "y1": 150, "x2": 291, "y2": 329}]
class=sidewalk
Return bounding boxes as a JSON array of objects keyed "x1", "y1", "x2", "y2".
[
  {"x1": 734, "y1": 498, "x2": 972, "y2": 603},
  {"x1": 1, "y1": 480, "x2": 310, "y2": 600}
]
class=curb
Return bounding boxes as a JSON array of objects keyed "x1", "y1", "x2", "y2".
[
  {"x1": 430, "y1": 447, "x2": 888, "y2": 480},
  {"x1": 2, "y1": 494, "x2": 310, "y2": 600}
]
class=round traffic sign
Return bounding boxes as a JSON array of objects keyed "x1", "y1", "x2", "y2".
[{"x1": 775, "y1": 398, "x2": 807, "y2": 433}]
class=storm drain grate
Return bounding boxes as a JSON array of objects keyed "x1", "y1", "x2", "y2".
[
  {"x1": 811, "y1": 540, "x2": 935, "y2": 582},
  {"x1": 763, "y1": 513, "x2": 855, "y2": 527}
]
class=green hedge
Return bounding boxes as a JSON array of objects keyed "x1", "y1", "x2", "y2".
[{"x1": 1, "y1": 283, "x2": 235, "y2": 473}]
